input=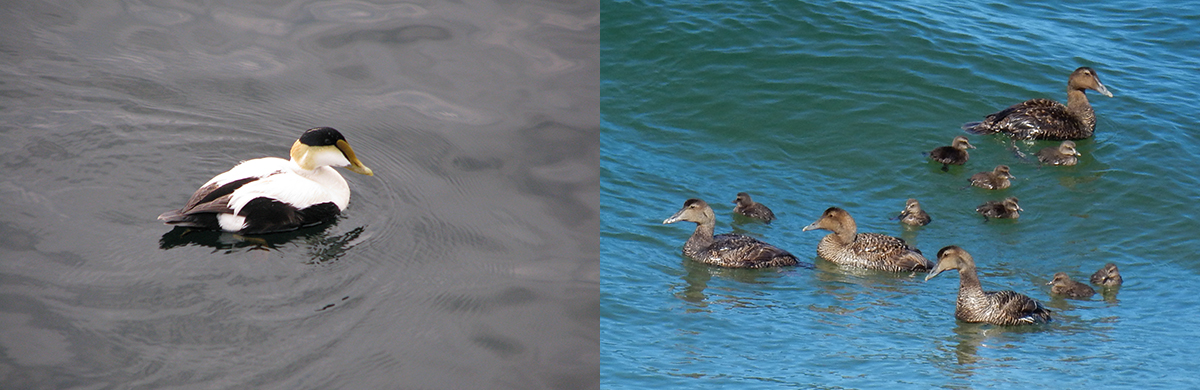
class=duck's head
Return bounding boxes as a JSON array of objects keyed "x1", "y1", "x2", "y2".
[
  {"x1": 904, "y1": 198, "x2": 923, "y2": 214},
  {"x1": 1059, "y1": 141, "x2": 1081, "y2": 156},
  {"x1": 1048, "y1": 272, "x2": 1073, "y2": 286},
  {"x1": 925, "y1": 245, "x2": 974, "y2": 281},
  {"x1": 290, "y1": 127, "x2": 374, "y2": 176},
  {"x1": 1003, "y1": 197, "x2": 1022, "y2": 213},
  {"x1": 951, "y1": 135, "x2": 975, "y2": 150},
  {"x1": 733, "y1": 192, "x2": 753, "y2": 206},
  {"x1": 802, "y1": 207, "x2": 856, "y2": 235},
  {"x1": 994, "y1": 165, "x2": 1015, "y2": 179},
  {"x1": 664, "y1": 198, "x2": 715, "y2": 225},
  {"x1": 1069, "y1": 67, "x2": 1113, "y2": 98}
]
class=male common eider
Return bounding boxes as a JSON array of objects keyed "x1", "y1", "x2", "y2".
[
  {"x1": 1090, "y1": 263, "x2": 1123, "y2": 287},
  {"x1": 926, "y1": 245, "x2": 1052, "y2": 326},
  {"x1": 802, "y1": 207, "x2": 931, "y2": 272},
  {"x1": 158, "y1": 127, "x2": 374, "y2": 234},
  {"x1": 969, "y1": 165, "x2": 1015, "y2": 190},
  {"x1": 1048, "y1": 272, "x2": 1095, "y2": 298},
  {"x1": 894, "y1": 198, "x2": 931, "y2": 227},
  {"x1": 929, "y1": 135, "x2": 975, "y2": 171},
  {"x1": 663, "y1": 198, "x2": 799, "y2": 268},
  {"x1": 963, "y1": 67, "x2": 1113, "y2": 140},
  {"x1": 1036, "y1": 141, "x2": 1081, "y2": 166},
  {"x1": 732, "y1": 192, "x2": 776, "y2": 223},
  {"x1": 976, "y1": 197, "x2": 1021, "y2": 220}
]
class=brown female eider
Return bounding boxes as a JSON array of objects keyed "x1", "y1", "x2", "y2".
[
  {"x1": 926, "y1": 245, "x2": 1052, "y2": 326},
  {"x1": 802, "y1": 207, "x2": 931, "y2": 272},
  {"x1": 732, "y1": 192, "x2": 776, "y2": 223},
  {"x1": 963, "y1": 67, "x2": 1113, "y2": 140},
  {"x1": 663, "y1": 198, "x2": 799, "y2": 268}
]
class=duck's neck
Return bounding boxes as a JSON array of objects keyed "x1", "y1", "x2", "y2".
[
  {"x1": 830, "y1": 221, "x2": 857, "y2": 245},
  {"x1": 1066, "y1": 89, "x2": 1096, "y2": 129},
  {"x1": 685, "y1": 221, "x2": 716, "y2": 253},
  {"x1": 957, "y1": 263, "x2": 986, "y2": 300}
]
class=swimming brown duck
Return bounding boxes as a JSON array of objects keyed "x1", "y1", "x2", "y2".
[
  {"x1": 1090, "y1": 263, "x2": 1123, "y2": 287},
  {"x1": 964, "y1": 67, "x2": 1113, "y2": 140},
  {"x1": 969, "y1": 165, "x2": 1015, "y2": 190},
  {"x1": 1048, "y1": 272, "x2": 1095, "y2": 298},
  {"x1": 802, "y1": 207, "x2": 931, "y2": 272},
  {"x1": 926, "y1": 245, "x2": 1052, "y2": 326},
  {"x1": 929, "y1": 135, "x2": 975, "y2": 171},
  {"x1": 894, "y1": 198, "x2": 931, "y2": 227},
  {"x1": 664, "y1": 198, "x2": 799, "y2": 268},
  {"x1": 1036, "y1": 141, "x2": 1081, "y2": 166},
  {"x1": 732, "y1": 192, "x2": 775, "y2": 223},
  {"x1": 976, "y1": 197, "x2": 1021, "y2": 220}
]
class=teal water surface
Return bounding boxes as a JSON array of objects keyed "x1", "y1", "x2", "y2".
[{"x1": 602, "y1": 0, "x2": 1200, "y2": 388}]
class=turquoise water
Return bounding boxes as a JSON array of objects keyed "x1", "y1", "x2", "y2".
[{"x1": 602, "y1": 0, "x2": 1200, "y2": 388}]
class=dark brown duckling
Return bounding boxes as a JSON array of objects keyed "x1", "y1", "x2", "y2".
[
  {"x1": 1048, "y1": 272, "x2": 1095, "y2": 298},
  {"x1": 976, "y1": 197, "x2": 1021, "y2": 220},
  {"x1": 964, "y1": 67, "x2": 1113, "y2": 140},
  {"x1": 802, "y1": 207, "x2": 931, "y2": 272},
  {"x1": 925, "y1": 245, "x2": 1052, "y2": 326},
  {"x1": 732, "y1": 192, "x2": 775, "y2": 223},
  {"x1": 929, "y1": 135, "x2": 975, "y2": 171},
  {"x1": 1036, "y1": 141, "x2": 1081, "y2": 166},
  {"x1": 969, "y1": 165, "x2": 1015, "y2": 190},
  {"x1": 1090, "y1": 263, "x2": 1123, "y2": 287},
  {"x1": 893, "y1": 198, "x2": 931, "y2": 227},
  {"x1": 663, "y1": 198, "x2": 799, "y2": 268}
]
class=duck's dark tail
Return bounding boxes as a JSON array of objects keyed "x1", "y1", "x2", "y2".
[{"x1": 961, "y1": 121, "x2": 991, "y2": 135}]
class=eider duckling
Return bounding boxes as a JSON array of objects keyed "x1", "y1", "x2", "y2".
[
  {"x1": 929, "y1": 135, "x2": 975, "y2": 171},
  {"x1": 963, "y1": 67, "x2": 1113, "y2": 140},
  {"x1": 158, "y1": 127, "x2": 374, "y2": 234},
  {"x1": 1048, "y1": 272, "x2": 1095, "y2": 298},
  {"x1": 969, "y1": 165, "x2": 1015, "y2": 190},
  {"x1": 802, "y1": 207, "x2": 931, "y2": 272},
  {"x1": 893, "y1": 198, "x2": 931, "y2": 227},
  {"x1": 1036, "y1": 141, "x2": 1081, "y2": 166},
  {"x1": 1090, "y1": 263, "x2": 1123, "y2": 287},
  {"x1": 925, "y1": 245, "x2": 1052, "y2": 326},
  {"x1": 976, "y1": 197, "x2": 1021, "y2": 220},
  {"x1": 732, "y1": 192, "x2": 776, "y2": 223},
  {"x1": 663, "y1": 198, "x2": 799, "y2": 268}
]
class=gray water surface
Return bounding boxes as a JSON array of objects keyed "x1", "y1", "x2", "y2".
[{"x1": 0, "y1": 0, "x2": 598, "y2": 388}]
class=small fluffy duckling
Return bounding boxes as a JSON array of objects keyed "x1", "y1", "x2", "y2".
[
  {"x1": 1090, "y1": 263, "x2": 1123, "y2": 287},
  {"x1": 1048, "y1": 272, "x2": 1095, "y2": 298},
  {"x1": 732, "y1": 192, "x2": 776, "y2": 223},
  {"x1": 1036, "y1": 140, "x2": 1082, "y2": 166},
  {"x1": 969, "y1": 165, "x2": 1015, "y2": 190},
  {"x1": 893, "y1": 198, "x2": 931, "y2": 227},
  {"x1": 929, "y1": 135, "x2": 975, "y2": 171},
  {"x1": 976, "y1": 197, "x2": 1021, "y2": 220}
]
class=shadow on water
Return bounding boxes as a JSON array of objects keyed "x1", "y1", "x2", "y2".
[
  {"x1": 159, "y1": 224, "x2": 366, "y2": 265},
  {"x1": 673, "y1": 257, "x2": 812, "y2": 308}
]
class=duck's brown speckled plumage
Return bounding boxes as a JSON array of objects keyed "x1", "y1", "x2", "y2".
[
  {"x1": 732, "y1": 192, "x2": 775, "y2": 223},
  {"x1": 964, "y1": 67, "x2": 1113, "y2": 140},
  {"x1": 929, "y1": 136, "x2": 974, "y2": 170},
  {"x1": 926, "y1": 246, "x2": 1052, "y2": 326},
  {"x1": 1036, "y1": 141, "x2": 1081, "y2": 166},
  {"x1": 976, "y1": 197, "x2": 1021, "y2": 220},
  {"x1": 969, "y1": 165, "x2": 1014, "y2": 190},
  {"x1": 1090, "y1": 263, "x2": 1123, "y2": 287},
  {"x1": 802, "y1": 207, "x2": 931, "y2": 272},
  {"x1": 897, "y1": 198, "x2": 931, "y2": 227},
  {"x1": 664, "y1": 199, "x2": 799, "y2": 268},
  {"x1": 1048, "y1": 272, "x2": 1095, "y2": 298}
]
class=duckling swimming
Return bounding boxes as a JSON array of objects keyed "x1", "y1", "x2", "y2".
[
  {"x1": 969, "y1": 165, "x2": 1015, "y2": 190},
  {"x1": 1090, "y1": 263, "x2": 1123, "y2": 287},
  {"x1": 663, "y1": 198, "x2": 799, "y2": 268},
  {"x1": 1048, "y1": 272, "x2": 1095, "y2": 298},
  {"x1": 158, "y1": 127, "x2": 374, "y2": 234},
  {"x1": 929, "y1": 135, "x2": 975, "y2": 171},
  {"x1": 964, "y1": 67, "x2": 1113, "y2": 140},
  {"x1": 732, "y1": 192, "x2": 775, "y2": 223},
  {"x1": 1036, "y1": 141, "x2": 1081, "y2": 166},
  {"x1": 976, "y1": 197, "x2": 1021, "y2": 220},
  {"x1": 802, "y1": 207, "x2": 931, "y2": 272},
  {"x1": 926, "y1": 245, "x2": 1052, "y2": 326},
  {"x1": 893, "y1": 198, "x2": 931, "y2": 227}
]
